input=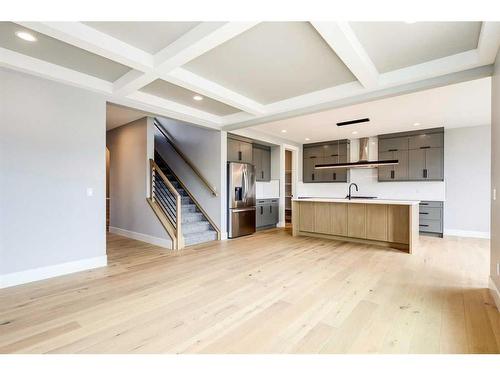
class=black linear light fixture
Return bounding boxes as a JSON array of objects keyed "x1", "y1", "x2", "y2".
[{"x1": 336, "y1": 118, "x2": 370, "y2": 126}]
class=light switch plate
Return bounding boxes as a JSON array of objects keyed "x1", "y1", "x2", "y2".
[{"x1": 86, "y1": 187, "x2": 94, "y2": 197}]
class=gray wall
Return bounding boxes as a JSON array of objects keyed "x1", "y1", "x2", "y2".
[
  {"x1": 106, "y1": 117, "x2": 171, "y2": 247},
  {"x1": 155, "y1": 116, "x2": 223, "y2": 232},
  {"x1": 0, "y1": 68, "x2": 106, "y2": 274},
  {"x1": 444, "y1": 125, "x2": 491, "y2": 235},
  {"x1": 491, "y1": 51, "x2": 500, "y2": 292}
]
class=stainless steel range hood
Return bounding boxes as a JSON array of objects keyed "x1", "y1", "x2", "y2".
[{"x1": 314, "y1": 137, "x2": 399, "y2": 170}]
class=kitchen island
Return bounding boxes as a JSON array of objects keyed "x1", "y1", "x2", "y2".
[{"x1": 292, "y1": 198, "x2": 419, "y2": 253}]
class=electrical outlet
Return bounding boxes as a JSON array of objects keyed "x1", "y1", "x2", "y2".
[{"x1": 86, "y1": 187, "x2": 94, "y2": 197}]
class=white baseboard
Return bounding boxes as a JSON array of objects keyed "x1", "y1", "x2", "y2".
[
  {"x1": 489, "y1": 277, "x2": 500, "y2": 312},
  {"x1": 0, "y1": 255, "x2": 107, "y2": 289},
  {"x1": 277, "y1": 221, "x2": 286, "y2": 228},
  {"x1": 221, "y1": 232, "x2": 228, "y2": 240},
  {"x1": 443, "y1": 229, "x2": 490, "y2": 239},
  {"x1": 109, "y1": 226, "x2": 172, "y2": 249}
]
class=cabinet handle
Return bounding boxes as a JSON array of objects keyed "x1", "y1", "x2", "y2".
[
  {"x1": 261, "y1": 171, "x2": 264, "y2": 179},
  {"x1": 420, "y1": 146, "x2": 431, "y2": 149},
  {"x1": 310, "y1": 156, "x2": 317, "y2": 159},
  {"x1": 420, "y1": 203, "x2": 429, "y2": 206},
  {"x1": 419, "y1": 224, "x2": 429, "y2": 227},
  {"x1": 388, "y1": 149, "x2": 398, "y2": 152},
  {"x1": 333, "y1": 172, "x2": 336, "y2": 180},
  {"x1": 390, "y1": 170, "x2": 395, "y2": 179},
  {"x1": 312, "y1": 173, "x2": 315, "y2": 181},
  {"x1": 238, "y1": 151, "x2": 242, "y2": 160},
  {"x1": 420, "y1": 212, "x2": 429, "y2": 215},
  {"x1": 331, "y1": 154, "x2": 339, "y2": 157},
  {"x1": 260, "y1": 206, "x2": 263, "y2": 215},
  {"x1": 423, "y1": 169, "x2": 428, "y2": 178},
  {"x1": 270, "y1": 206, "x2": 272, "y2": 213}
]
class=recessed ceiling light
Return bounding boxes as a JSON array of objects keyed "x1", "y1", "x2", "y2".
[
  {"x1": 305, "y1": 137, "x2": 310, "y2": 141},
  {"x1": 352, "y1": 131, "x2": 358, "y2": 135},
  {"x1": 16, "y1": 31, "x2": 37, "y2": 42},
  {"x1": 413, "y1": 122, "x2": 420, "y2": 126},
  {"x1": 193, "y1": 95, "x2": 203, "y2": 101},
  {"x1": 281, "y1": 130, "x2": 287, "y2": 133}
]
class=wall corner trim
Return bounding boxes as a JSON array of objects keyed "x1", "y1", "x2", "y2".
[
  {"x1": 489, "y1": 277, "x2": 500, "y2": 312},
  {"x1": 109, "y1": 227, "x2": 172, "y2": 249},
  {"x1": 0, "y1": 255, "x2": 108, "y2": 289}
]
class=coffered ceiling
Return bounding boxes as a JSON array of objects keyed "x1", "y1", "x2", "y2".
[{"x1": 0, "y1": 21, "x2": 498, "y2": 131}]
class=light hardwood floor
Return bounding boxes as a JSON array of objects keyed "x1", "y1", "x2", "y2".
[{"x1": 0, "y1": 229, "x2": 499, "y2": 354}]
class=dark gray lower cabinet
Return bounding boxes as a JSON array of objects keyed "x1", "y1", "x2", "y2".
[
  {"x1": 419, "y1": 201, "x2": 443, "y2": 237},
  {"x1": 256, "y1": 199, "x2": 279, "y2": 229}
]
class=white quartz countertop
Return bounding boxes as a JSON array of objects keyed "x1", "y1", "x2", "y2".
[{"x1": 293, "y1": 197, "x2": 420, "y2": 205}]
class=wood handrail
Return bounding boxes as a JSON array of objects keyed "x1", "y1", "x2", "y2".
[
  {"x1": 154, "y1": 119, "x2": 218, "y2": 197},
  {"x1": 150, "y1": 159, "x2": 181, "y2": 201}
]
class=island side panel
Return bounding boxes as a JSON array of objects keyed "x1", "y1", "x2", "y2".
[{"x1": 408, "y1": 204, "x2": 420, "y2": 254}]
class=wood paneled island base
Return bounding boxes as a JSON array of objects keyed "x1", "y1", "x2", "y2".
[{"x1": 292, "y1": 198, "x2": 419, "y2": 253}]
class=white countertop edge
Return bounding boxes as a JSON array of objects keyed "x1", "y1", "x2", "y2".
[{"x1": 293, "y1": 198, "x2": 420, "y2": 205}]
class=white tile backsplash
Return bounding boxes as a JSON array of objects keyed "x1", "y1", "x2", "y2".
[{"x1": 256, "y1": 180, "x2": 280, "y2": 199}]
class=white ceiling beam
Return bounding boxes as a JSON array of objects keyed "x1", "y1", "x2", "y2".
[
  {"x1": 126, "y1": 91, "x2": 223, "y2": 128},
  {"x1": 163, "y1": 68, "x2": 267, "y2": 115},
  {"x1": 154, "y1": 22, "x2": 259, "y2": 71},
  {"x1": 16, "y1": 22, "x2": 154, "y2": 71},
  {"x1": 112, "y1": 22, "x2": 259, "y2": 99},
  {"x1": 113, "y1": 70, "x2": 157, "y2": 96},
  {"x1": 477, "y1": 21, "x2": 500, "y2": 64},
  {"x1": 0, "y1": 47, "x2": 112, "y2": 94},
  {"x1": 311, "y1": 21, "x2": 379, "y2": 89},
  {"x1": 378, "y1": 50, "x2": 480, "y2": 87}
]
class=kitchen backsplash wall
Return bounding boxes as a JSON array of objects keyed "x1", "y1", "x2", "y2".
[
  {"x1": 256, "y1": 180, "x2": 280, "y2": 199},
  {"x1": 297, "y1": 168, "x2": 446, "y2": 201}
]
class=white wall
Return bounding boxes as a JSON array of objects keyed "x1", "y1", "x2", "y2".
[
  {"x1": 444, "y1": 125, "x2": 491, "y2": 237},
  {"x1": 106, "y1": 117, "x2": 171, "y2": 248},
  {"x1": 0, "y1": 68, "x2": 107, "y2": 287},
  {"x1": 155, "y1": 116, "x2": 223, "y2": 233},
  {"x1": 491, "y1": 50, "x2": 500, "y2": 295},
  {"x1": 297, "y1": 126, "x2": 491, "y2": 237}
]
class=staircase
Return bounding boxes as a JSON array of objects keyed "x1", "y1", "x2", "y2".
[{"x1": 154, "y1": 152, "x2": 218, "y2": 247}]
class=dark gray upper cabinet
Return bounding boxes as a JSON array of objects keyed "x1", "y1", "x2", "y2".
[
  {"x1": 253, "y1": 145, "x2": 271, "y2": 181},
  {"x1": 303, "y1": 140, "x2": 349, "y2": 183},
  {"x1": 378, "y1": 127, "x2": 444, "y2": 182},
  {"x1": 409, "y1": 148, "x2": 444, "y2": 180},
  {"x1": 409, "y1": 133, "x2": 444, "y2": 149},
  {"x1": 227, "y1": 138, "x2": 253, "y2": 163},
  {"x1": 378, "y1": 137, "x2": 409, "y2": 153},
  {"x1": 379, "y1": 150, "x2": 409, "y2": 181}
]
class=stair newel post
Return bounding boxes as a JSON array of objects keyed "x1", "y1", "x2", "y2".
[
  {"x1": 176, "y1": 194, "x2": 183, "y2": 250},
  {"x1": 149, "y1": 159, "x2": 154, "y2": 201}
]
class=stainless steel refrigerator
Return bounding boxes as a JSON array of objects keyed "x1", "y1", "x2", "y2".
[{"x1": 227, "y1": 162, "x2": 256, "y2": 238}]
